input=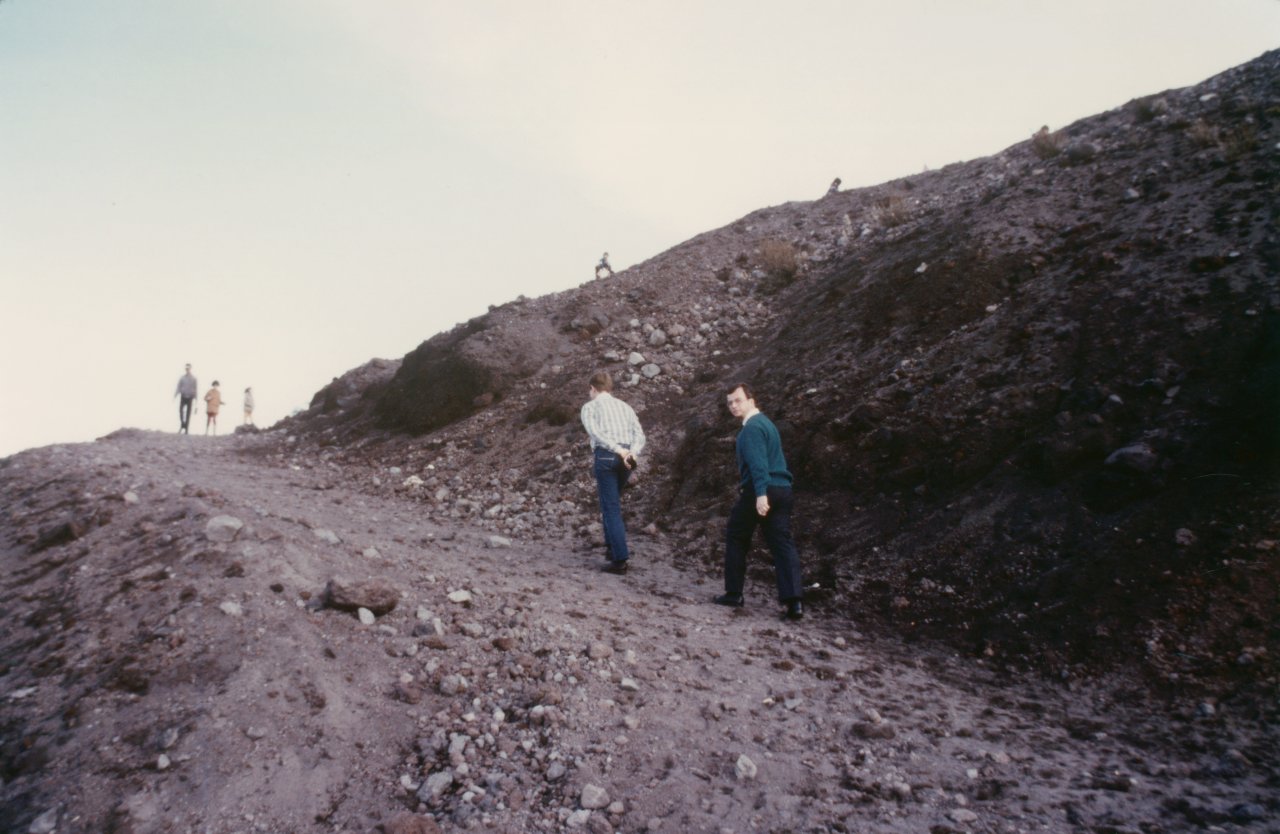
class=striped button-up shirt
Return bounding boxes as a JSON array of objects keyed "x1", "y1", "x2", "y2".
[{"x1": 580, "y1": 392, "x2": 646, "y2": 456}]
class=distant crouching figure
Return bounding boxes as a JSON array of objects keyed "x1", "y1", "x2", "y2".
[{"x1": 595, "y1": 252, "x2": 615, "y2": 279}]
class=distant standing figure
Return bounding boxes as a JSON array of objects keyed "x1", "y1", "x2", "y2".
[
  {"x1": 714, "y1": 383, "x2": 805, "y2": 620},
  {"x1": 595, "y1": 252, "x2": 614, "y2": 279},
  {"x1": 204, "y1": 381, "x2": 223, "y2": 435},
  {"x1": 243, "y1": 387, "x2": 255, "y2": 426},
  {"x1": 580, "y1": 371, "x2": 646, "y2": 574},
  {"x1": 174, "y1": 363, "x2": 198, "y2": 434},
  {"x1": 826, "y1": 177, "x2": 842, "y2": 197}
]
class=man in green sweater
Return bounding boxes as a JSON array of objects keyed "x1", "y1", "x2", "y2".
[{"x1": 714, "y1": 383, "x2": 805, "y2": 620}]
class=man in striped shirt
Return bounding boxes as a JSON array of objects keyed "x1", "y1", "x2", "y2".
[{"x1": 580, "y1": 371, "x2": 646, "y2": 574}]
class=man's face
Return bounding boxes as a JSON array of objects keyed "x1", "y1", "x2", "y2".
[
  {"x1": 185, "y1": 365, "x2": 192, "y2": 373},
  {"x1": 726, "y1": 387, "x2": 753, "y2": 418}
]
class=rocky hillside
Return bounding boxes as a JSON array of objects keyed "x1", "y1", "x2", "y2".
[{"x1": 285, "y1": 51, "x2": 1279, "y2": 691}]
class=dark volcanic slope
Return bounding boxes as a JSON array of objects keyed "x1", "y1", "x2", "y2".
[{"x1": 286, "y1": 51, "x2": 1279, "y2": 690}]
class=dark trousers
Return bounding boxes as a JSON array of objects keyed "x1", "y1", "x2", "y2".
[
  {"x1": 724, "y1": 486, "x2": 803, "y2": 602},
  {"x1": 593, "y1": 448, "x2": 632, "y2": 561},
  {"x1": 178, "y1": 396, "x2": 194, "y2": 433}
]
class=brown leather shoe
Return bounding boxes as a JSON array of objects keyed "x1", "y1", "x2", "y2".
[{"x1": 601, "y1": 561, "x2": 628, "y2": 575}]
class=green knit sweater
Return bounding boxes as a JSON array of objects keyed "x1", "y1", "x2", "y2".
[{"x1": 735, "y1": 413, "x2": 794, "y2": 496}]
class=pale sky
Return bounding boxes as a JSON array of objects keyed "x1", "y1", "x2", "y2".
[{"x1": 1, "y1": 1, "x2": 1276, "y2": 457}]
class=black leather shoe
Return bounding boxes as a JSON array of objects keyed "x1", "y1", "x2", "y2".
[
  {"x1": 784, "y1": 600, "x2": 804, "y2": 620},
  {"x1": 713, "y1": 593, "x2": 744, "y2": 608},
  {"x1": 602, "y1": 561, "x2": 628, "y2": 575}
]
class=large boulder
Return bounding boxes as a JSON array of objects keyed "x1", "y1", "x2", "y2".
[{"x1": 324, "y1": 576, "x2": 400, "y2": 616}]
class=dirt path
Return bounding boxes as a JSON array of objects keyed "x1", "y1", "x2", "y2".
[{"x1": 1, "y1": 431, "x2": 1274, "y2": 833}]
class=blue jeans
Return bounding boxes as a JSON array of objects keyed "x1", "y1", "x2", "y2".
[
  {"x1": 724, "y1": 486, "x2": 803, "y2": 602},
  {"x1": 593, "y1": 448, "x2": 632, "y2": 561}
]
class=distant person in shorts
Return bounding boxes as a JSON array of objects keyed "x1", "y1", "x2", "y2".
[
  {"x1": 580, "y1": 371, "x2": 645, "y2": 574},
  {"x1": 243, "y1": 387, "x2": 255, "y2": 426},
  {"x1": 204, "y1": 381, "x2": 223, "y2": 435},
  {"x1": 595, "y1": 252, "x2": 615, "y2": 279},
  {"x1": 174, "y1": 363, "x2": 197, "y2": 434},
  {"x1": 826, "y1": 177, "x2": 842, "y2": 196}
]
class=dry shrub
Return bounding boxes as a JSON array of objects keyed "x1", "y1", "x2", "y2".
[
  {"x1": 868, "y1": 194, "x2": 910, "y2": 229},
  {"x1": 758, "y1": 240, "x2": 799, "y2": 294},
  {"x1": 1187, "y1": 119, "x2": 1220, "y2": 148},
  {"x1": 1131, "y1": 96, "x2": 1169, "y2": 123},
  {"x1": 1031, "y1": 126, "x2": 1065, "y2": 159},
  {"x1": 1223, "y1": 124, "x2": 1258, "y2": 160}
]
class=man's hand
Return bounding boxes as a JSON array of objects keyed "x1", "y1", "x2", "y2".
[{"x1": 755, "y1": 495, "x2": 770, "y2": 517}]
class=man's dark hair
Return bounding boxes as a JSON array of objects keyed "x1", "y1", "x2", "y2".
[
  {"x1": 589, "y1": 371, "x2": 614, "y2": 393},
  {"x1": 728, "y1": 382, "x2": 755, "y2": 401}
]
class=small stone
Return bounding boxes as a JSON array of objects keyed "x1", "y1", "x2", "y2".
[
  {"x1": 362, "y1": 547, "x2": 381, "y2": 559},
  {"x1": 588, "y1": 642, "x2": 614, "y2": 660},
  {"x1": 735, "y1": 754, "x2": 758, "y2": 780},
  {"x1": 244, "y1": 726, "x2": 266, "y2": 740},
  {"x1": 417, "y1": 770, "x2": 454, "y2": 802},
  {"x1": 851, "y1": 720, "x2": 896, "y2": 740},
  {"x1": 627, "y1": 352, "x2": 645, "y2": 366},
  {"x1": 205, "y1": 515, "x2": 244, "y2": 543},
  {"x1": 580, "y1": 783, "x2": 611, "y2": 810},
  {"x1": 546, "y1": 761, "x2": 567, "y2": 781},
  {"x1": 1064, "y1": 141, "x2": 1099, "y2": 163},
  {"x1": 1175, "y1": 528, "x2": 1197, "y2": 547},
  {"x1": 915, "y1": 262, "x2": 928, "y2": 274},
  {"x1": 567, "y1": 809, "x2": 592, "y2": 828},
  {"x1": 27, "y1": 808, "x2": 57, "y2": 834},
  {"x1": 218, "y1": 601, "x2": 243, "y2": 617},
  {"x1": 640, "y1": 364, "x2": 661, "y2": 379},
  {"x1": 619, "y1": 678, "x2": 639, "y2": 691},
  {"x1": 487, "y1": 535, "x2": 512, "y2": 548},
  {"x1": 159, "y1": 727, "x2": 180, "y2": 750},
  {"x1": 438, "y1": 674, "x2": 468, "y2": 696},
  {"x1": 648, "y1": 329, "x2": 667, "y2": 347},
  {"x1": 357, "y1": 607, "x2": 376, "y2": 625},
  {"x1": 448, "y1": 590, "x2": 473, "y2": 604},
  {"x1": 1105, "y1": 443, "x2": 1159, "y2": 473},
  {"x1": 607, "y1": 801, "x2": 625, "y2": 815},
  {"x1": 313, "y1": 528, "x2": 341, "y2": 545},
  {"x1": 949, "y1": 808, "x2": 979, "y2": 824},
  {"x1": 123, "y1": 491, "x2": 140, "y2": 504},
  {"x1": 156, "y1": 753, "x2": 171, "y2": 771},
  {"x1": 1230, "y1": 803, "x2": 1266, "y2": 823}
]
